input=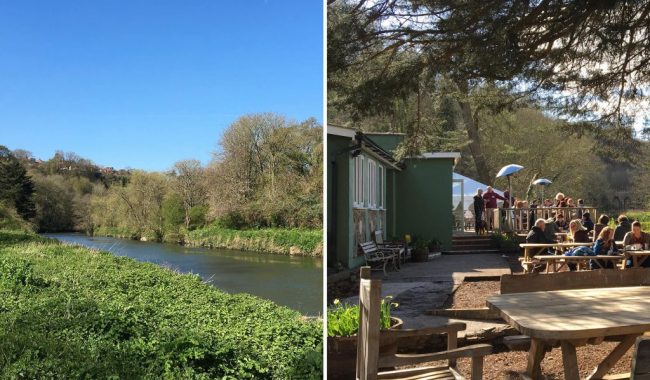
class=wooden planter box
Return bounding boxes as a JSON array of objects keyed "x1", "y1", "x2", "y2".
[
  {"x1": 412, "y1": 248, "x2": 429, "y2": 262},
  {"x1": 327, "y1": 317, "x2": 403, "y2": 380}
]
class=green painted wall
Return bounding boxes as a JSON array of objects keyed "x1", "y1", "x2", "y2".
[
  {"x1": 327, "y1": 134, "x2": 353, "y2": 268},
  {"x1": 394, "y1": 158, "x2": 455, "y2": 250}
]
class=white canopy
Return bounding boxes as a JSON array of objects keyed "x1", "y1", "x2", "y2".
[{"x1": 452, "y1": 172, "x2": 504, "y2": 214}]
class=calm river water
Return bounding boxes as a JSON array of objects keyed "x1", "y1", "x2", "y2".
[{"x1": 43, "y1": 233, "x2": 322, "y2": 315}]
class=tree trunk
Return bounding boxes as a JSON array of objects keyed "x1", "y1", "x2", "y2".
[{"x1": 456, "y1": 80, "x2": 493, "y2": 185}]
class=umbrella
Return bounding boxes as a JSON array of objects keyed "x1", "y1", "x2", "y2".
[
  {"x1": 532, "y1": 178, "x2": 553, "y2": 201},
  {"x1": 496, "y1": 164, "x2": 524, "y2": 206}
]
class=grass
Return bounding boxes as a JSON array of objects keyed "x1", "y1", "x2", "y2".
[
  {"x1": 0, "y1": 229, "x2": 322, "y2": 379},
  {"x1": 186, "y1": 225, "x2": 323, "y2": 257}
]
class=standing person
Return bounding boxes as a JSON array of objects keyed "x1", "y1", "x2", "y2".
[
  {"x1": 614, "y1": 215, "x2": 632, "y2": 241},
  {"x1": 576, "y1": 199, "x2": 585, "y2": 218},
  {"x1": 482, "y1": 186, "x2": 505, "y2": 231},
  {"x1": 473, "y1": 188, "x2": 485, "y2": 235},
  {"x1": 555, "y1": 192, "x2": 567, "y2": 207}
]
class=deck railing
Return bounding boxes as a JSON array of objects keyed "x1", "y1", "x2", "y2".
[{"x1": 492, "y1": 207, "x2": 598, "y2": 234}]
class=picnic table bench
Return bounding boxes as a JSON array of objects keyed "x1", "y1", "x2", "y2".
[
  {"x1": 534, "y1": 254, "x2": 625, "y2": 272},
  {"x1": 519, "y1": 242, "x2": 593, "y2": 273},
  {"x1": 488, "y1": 285, "x2": 650, "y2": 379}
]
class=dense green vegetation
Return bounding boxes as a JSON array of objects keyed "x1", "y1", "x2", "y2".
[
  {"x1": 187, "y1": 226, "x2": 323, "y2": 256},
  {"x1": 2, "y1": 113, "x2": 323, "y2": 255},
  {"x1": 0, "y1": 229, "x2": 322, "y2": 378}
]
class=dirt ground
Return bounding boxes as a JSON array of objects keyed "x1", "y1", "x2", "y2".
[
  {"x1": 416, "y1": 342, "x2": 633, "y2": 379},
  {"x1": 427, "y1": 279, "x2": 636, "y2": 379}
]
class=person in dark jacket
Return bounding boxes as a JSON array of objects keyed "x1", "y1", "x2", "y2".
[
  {"x1": 593, "y1": 214, "x2": 610, "y2": 242},
  {"x1": 526, "y1": 219, "x2": 555, "y2": 244},
  {"x1": 582, "y1": 212, "x2": 595, "y2": 232},
  {"x1": 614, "y1": 215, "x2": 632, "y2": 242},
  {"x1": 473, "y1": 189, "x2": 485, "y2": 235}
]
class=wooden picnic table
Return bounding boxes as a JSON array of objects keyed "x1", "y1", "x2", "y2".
[
  {"x1": 520, "y1": 243, "x2": 593, "y2": 273},
  {"x1": 487, "y1": 286, "x2": 650, "y2": 379},
  {"x1": 623, "y1": 250, "x2": 650, "y2": 268}
]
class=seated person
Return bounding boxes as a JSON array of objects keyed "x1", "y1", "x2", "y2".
[
  {"x1": 623, "y1": 221, "x2": 650, "y2": 268},
  {"x1": 614, "y1": 215, "x2": 632, "y2": 242},
  {"x1": 543, "y1": 216, "x2": 559, "y2": 242},
  {"x1": 555, "y1": 213, "x2": 567, "y2": 231},
  {"x1": 582, "y1": 212, "x2": 595, "y2": 232},
  {"x1": 526, "y1": 219, "x2": 554, "y2": 244},
  {"x1": 568, "y1": 219, "x2": 590, "y2": 243},
  {"x1": 593, "y1": 214, "x2": 610, "y2": 242},
  {"x1": 591, "y1": 226, "x2": 618, "y2": 269}
]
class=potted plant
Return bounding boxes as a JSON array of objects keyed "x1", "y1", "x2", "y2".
[
  {"x1": 428, "y1": 238, "x2": 441, "y2": 253},
  {"x1": 412, "y1": 238, "x2": 429, "y2": 262},
  {"x1": 327, "y1": 297, "x2": 402, "y2": 380}
]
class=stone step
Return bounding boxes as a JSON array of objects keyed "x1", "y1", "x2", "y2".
[{"x1": 442, "y1": 249, "x2": 501, "y2": 255}]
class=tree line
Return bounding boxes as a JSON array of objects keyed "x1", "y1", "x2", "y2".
[
  {"x1": 0, "y1": 113, "x2": 323, "y2": 240},
  {"x1": 328, "y1": 0, "x2": 650, "y2": 211}
]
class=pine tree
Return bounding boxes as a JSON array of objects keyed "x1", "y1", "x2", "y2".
[{"x1": 0, "y1": 145, "x2": 36, "y2": 219}]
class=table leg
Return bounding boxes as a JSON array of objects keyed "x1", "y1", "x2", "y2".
[
  {"x1": 638, "y1": 255, "x2": 648, "y2": 267},
  {"x1": 561, "y1": 341, "x2": 580, "y2": 380},
  {"x1": 526, "y1": 338, "x2": 546, "y2": 379},
  {"x1": 634, "y1": 256, "x2": 638, "y2": 268},
  {"x1": 586, "y1": 334, "x2": 638, "y2": 380}
]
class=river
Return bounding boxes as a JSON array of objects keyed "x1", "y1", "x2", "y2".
[{"x1": 43, "y1": 233, "x2": 322, "y2": 316}]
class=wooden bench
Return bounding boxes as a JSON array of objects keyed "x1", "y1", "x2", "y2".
[
  {"x1": 359, "y1": 241, "x2": 398, "y2": 276},
  {"x1": 374, "y1": 230, "x2": 409, "y2": 267},
  {"x1": 534, "y1": 254, "x2": 625, "y2": 272},
  {"x1": 519, "y1": 242, "x2": 592, "y2": 272}
]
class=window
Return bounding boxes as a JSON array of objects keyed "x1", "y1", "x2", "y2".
[
  {"x1": 353, "y1": 155, "x2": 363, "y2": 207},
  {"x1": 353, "y1": 155, "x2": 386, "y2": 210},
  {"x1": 368, "y1": 159, "x2": 376, "y2": 208},
  {"x1": 377, "y1": 165, "x2": 384, "y2": 209}
]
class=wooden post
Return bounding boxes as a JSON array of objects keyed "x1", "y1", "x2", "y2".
[{"x1": 447, "y1": 329, "x2": 458, "y2": 368}]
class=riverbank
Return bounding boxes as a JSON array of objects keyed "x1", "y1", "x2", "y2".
[
  {"x1": 0, "y1": 229, "x2": 322, "y2": 378},
  {"x1": 93, "y1": 225, "x2": 323, "y2": 257}
]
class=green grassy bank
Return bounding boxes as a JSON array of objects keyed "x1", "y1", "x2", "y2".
[
  {"x1": 185, "y1": 226, "x2": 323, "y2": 257},
  {"x1": 93, "y1": 225, "x2": 323, "y2": 257},
  {"x1": 0, "y1": 230, "x2": 322, "y2": 379}
]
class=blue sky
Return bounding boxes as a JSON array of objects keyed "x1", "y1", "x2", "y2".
[{"x1": 0, "y1": 1, "x2": 323, "y2": 170}]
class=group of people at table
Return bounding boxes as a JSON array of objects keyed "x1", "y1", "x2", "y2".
[{"x1": 525, "y1": 213, "x2": 650, "y2": 270}]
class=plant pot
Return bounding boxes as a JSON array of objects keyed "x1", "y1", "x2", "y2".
[
  {"x1": 412, "y1": 248, "x2": 429, "y2": 262},
  {"x1": 327, "y1": 317, "x2": 403, "y2": 380}
]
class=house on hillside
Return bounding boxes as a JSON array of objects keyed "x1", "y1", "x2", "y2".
[{"x1": 327, "y1": 125, "x2": 460, "y2": 270}]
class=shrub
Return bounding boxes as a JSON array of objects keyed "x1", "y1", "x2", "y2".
[
  {"x1": 327, "y1": 297, "x2": 397, "y2": 337},
  {"x1": 0, "y1": 230, "x2": 322, "y2": 379}
]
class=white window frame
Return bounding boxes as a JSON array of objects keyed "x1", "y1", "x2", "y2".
[
  {"x1": 353, "y1": 155, "x2": 364, "y2": 207},
  {"x1": 368, "y1": 159, "x2": 376, "y2": 208},
  {"x1": 377, "y1": 165, "x2": 385, "y2": 209}
]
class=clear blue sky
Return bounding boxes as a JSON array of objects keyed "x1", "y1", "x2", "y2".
[{"x1": 0, "y1": 1, "x2": 323, "y2": 171}]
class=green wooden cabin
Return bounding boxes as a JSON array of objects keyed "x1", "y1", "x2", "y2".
[{"x1": 327, "y1": 125, "x2": 460, "y2": 270}]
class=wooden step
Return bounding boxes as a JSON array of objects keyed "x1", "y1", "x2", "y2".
[{"x1": 442, "y1": 249, "x2": 501, "y2": 255}]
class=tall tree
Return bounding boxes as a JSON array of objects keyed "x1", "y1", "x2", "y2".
[
  {"x1": 170, "y1": 159, "x2": 207, "y2": 229},
  {"x1": 0, "y1": 146, "x2": 36, "y2": 219}
]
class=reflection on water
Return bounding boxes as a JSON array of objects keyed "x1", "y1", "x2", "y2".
[{"x1": 43, "y1": 233, "x2": 322, "y2": 315}]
